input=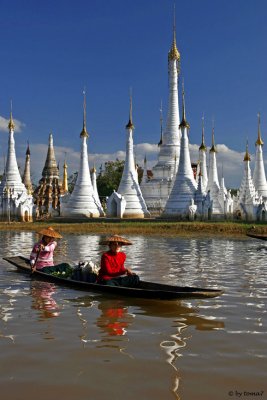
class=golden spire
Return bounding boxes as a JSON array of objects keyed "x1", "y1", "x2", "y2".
[
  {"x1": 179, "y1": 81, "x2": 190, "y2": 129},
  {"x1": 168, "y1": 4, "x2": 181, "y2": 67},
  {"x1": 255, "y1": 112, "x2": 264, "y2": 146},
  {"x1": 210, "y1": 120, "x2": 217, "y2": 153},
  {"x1": 8, "y1": 100, "x2": 15, "y2": 131},
  {"x1": 80, "y1": 89, "x2": 89, "y2": 138},
  {"x1": 158, "y1": 100, "x2": 163, "y2": 146},
  {"x1": 62, "y1": 152, "x2": 68, "y2": 192},
  {"x1": 244, "y1": 140, "x2": 251, "y2": 161},
  {"x1": 199, "y1": 115, "x2": 207, "y2": 151},
  {"x1": 126, "y1": 89, "x2": 134, "y2": 130}
]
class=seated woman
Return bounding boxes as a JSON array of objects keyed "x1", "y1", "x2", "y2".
[
  {"x1": 30, "y1": 227, "x2": 70, "y2": 275},
  {"x1": 97, "y1": 235, "x2": 140, "y2": 287}
]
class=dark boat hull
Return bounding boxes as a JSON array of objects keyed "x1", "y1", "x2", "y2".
[
  {"x1": 3, "y1": 256, "x2": 223, "y2": 300},
  {"x1": 246, "y1": 233, "x2": 267, "y2": 241}
]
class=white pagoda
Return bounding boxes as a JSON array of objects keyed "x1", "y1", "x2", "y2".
[
  {"x1": 253, "y1": 113, "x2": 267, "y2": 198},
  {"x1": 141, "y1": 18, "x2": 181, "y2": 213},
  {"x1": 233, "y1": 143, "x2": 265, "y2": 220},
  {"x1": 0, "y1": 107, "x2": 33, "y2": 222},
  {"x1": 106, "y1": 97, "x2": 150, "y2": 218},
  {"x1": 162, "y1": 86, "x2": 197, "y2": 218},
  {"x1": 61, "y1": 93, "x2": 104, "y2": 218}
]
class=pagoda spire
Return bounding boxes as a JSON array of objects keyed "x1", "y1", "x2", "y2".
[
  {"x1": 22, "y1": 141, "x2": 33, "y2": 194},
  {"x1": 80, "y1": 89, "x2": 89, "y2": 138},
  {"x1": 62, "y1": 153, "x2": 68, "y2": 193},
  {"x1": 253, "y1": 113, "x2": 267, "y2": 197},
  {"x1": 158, "y1": 100, "x2": 163, "y2": 146},
  {"x1": 199, "y1": 115, "x2": 208, "y2": 190},
  {"x1": 179, "y1": 81, "x2": 190, "y2": 129},
  {"x1": 168, "y1": 4, "x2": 180, "y2": 66},
  {"x1": 206, "y1": 121, "x2": 219, "y2": 193},
  {"x1": 126, "y1": 89, "x2": 134, "y2": 130}
]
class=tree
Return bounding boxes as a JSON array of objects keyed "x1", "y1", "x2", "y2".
[
  {"x1": 68, "y1": 172, "x2": 78, "y2": 193},
  {"x1": 97, "y1": 159, "x2": 125, "y2": 198}
]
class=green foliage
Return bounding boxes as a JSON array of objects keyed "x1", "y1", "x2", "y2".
[{"x1": 97, "y1": 159, "x2": 125, "y2": 198}]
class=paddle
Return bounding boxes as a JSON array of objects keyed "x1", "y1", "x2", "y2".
[{"x1": 31, "y1": 247, "x2": 42, "y2": 274}]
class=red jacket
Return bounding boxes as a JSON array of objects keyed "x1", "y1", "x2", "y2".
[{"x1": 98, "y1": 251, "x2": 127, "y2": 281}]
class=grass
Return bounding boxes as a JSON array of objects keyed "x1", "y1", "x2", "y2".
[{"x1": 0, "y1": 218, "x2": 266, "y2": 238}]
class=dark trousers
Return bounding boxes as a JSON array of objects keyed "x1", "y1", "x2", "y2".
[{"x1": 101, "y1": 275, "x2": 140, "y2": 287}]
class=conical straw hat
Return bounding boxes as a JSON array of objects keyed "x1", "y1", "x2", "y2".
[
  {"x1": 37, "y1": 226, "x2": 63, "y2": 239},
  {"x1": 99, "y1": 235, "x2": 132, "y2": 246}
]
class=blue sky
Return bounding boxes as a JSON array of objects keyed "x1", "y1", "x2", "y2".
[{"x1": 1, "y1": 0, "x2": 267, "y2": 187}]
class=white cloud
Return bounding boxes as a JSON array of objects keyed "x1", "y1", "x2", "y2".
[{"x1": 0, "y1": 115, "x2": 25, "y2": 133}]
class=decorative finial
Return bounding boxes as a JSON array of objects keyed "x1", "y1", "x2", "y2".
[
  {"x1": 210, "y1": 119, "x2": 217, "y2": 153},
  {"x1": 168, "y1": 3, "x2": 180, "y2": 68},
  {"x1": 26, "y1": 140, "x2": 30, "y2": 155},
  {"x1": 244, "y1": 140, "x2": 251, "y2": 161},
  {"x1": 126, "y1": 88, "x2": 134, "y2": 130},
  {"x1": 179, "y1": 80, "x2": 190, "y2": 129},
  {"x1": 158, "y1": 100, "x2": 163, "y2": 146},
  {"x1": 199, "y1": 114, "x2": 207, "y2": 151},
  {"x1": 256, "y1": 112, "x2": 264, "y2": 146},
  {"x1": 8, "y1": 99, "x2": 15, "y2": 131},
  {"x1": 80, "y1": 88, "x2": 89, "y2": 138}
]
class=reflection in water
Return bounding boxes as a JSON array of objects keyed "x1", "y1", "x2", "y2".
[
  {"x1": 30, "y1": 281, "x2": 60, "y2": 319},
  {"x1": 68, "y1": 295, "x2": 225, "y2": 399}
]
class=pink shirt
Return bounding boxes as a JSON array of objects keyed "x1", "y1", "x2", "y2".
[{"x1": 30, "y1": 240, "x2": 57, "y2": 269}]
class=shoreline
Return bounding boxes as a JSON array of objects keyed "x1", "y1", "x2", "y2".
[{"x1": 0, "y1": 219, "x2": 266, "y2": 238}]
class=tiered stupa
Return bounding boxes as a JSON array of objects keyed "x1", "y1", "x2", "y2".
[
  {"x1": 61, "y1": 93, "x2": 104, "y2": 218},
  {"x1": 0, "y1": 106, "x2": 33, "y2": 222},
  {"x1": 162, "y1": 86, "x2": 197, "y2": 218},
  {"x1": 106, "y1": 96, "x2": 150, "y2": 218},
  {"x1": 34, "y1": 133, "x2": 62, "y2": 217},
  {"x1": 253, "y1": 113, "x2": 267, "y2": 198},
  {"x1": 234, "y1": 142, "x2": 263, "y2": 220},
  {"x1": 141, "y1": 17, "x2": 181, "y2": 213}
]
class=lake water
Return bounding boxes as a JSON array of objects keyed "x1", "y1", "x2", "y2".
[{"x1": 0, "y1": 231, "x2": 266, "y2": 400}]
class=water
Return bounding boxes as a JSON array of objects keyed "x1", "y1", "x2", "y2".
[{"x1": 0, "y1": 231, "x2": 266, "y2": 400}]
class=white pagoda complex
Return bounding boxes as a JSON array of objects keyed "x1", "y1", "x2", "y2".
[
  {"x1": 0, "y1": 108, "x2": 33, "y2": 222},
  {"x1": 61, "y1": 93, "x2": 104, "y2": 218},
  {"x1": 253, "y1": 113, "x2": 267, "y2": 199},
  {"x1": 141, "y1": 20, "x2": 181, "y2": 214},
  {"x1": 162, "y1": 87, "x2": 197, "y2": 218},
  {"x1": 106, "y1": 97, "x2": 150, "y2": 218}
]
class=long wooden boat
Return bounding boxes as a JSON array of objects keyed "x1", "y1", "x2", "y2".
[
  {"x1": 3, "y1": 256, "x2": 223, "y2": 300},
  {"x1": 246, "y1": 233, "x2": 267, "y2": 241}
]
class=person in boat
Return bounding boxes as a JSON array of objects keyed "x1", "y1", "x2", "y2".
[
  {"x1": 98, "y1": 235, "x2": 140, "y2": 287},
  {"x1": 30, "y1": 227, "x2": 70, "y2": 274}
]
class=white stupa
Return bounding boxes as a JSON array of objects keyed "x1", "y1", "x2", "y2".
[
  {"x1": 162, "y1": 86, "x2": 197, "y2": 218},
  {"x1": 106, "y1": 96, "x2": 150, "y2": 218},
  {"x1": 61, "y1": 92, "x2": 104, "y2": 218},
  {"x1": 253, "y1": 113, "x2": 267, "y2": 198},
  {"x1": 0, "y1": 106, "x2": 33, "y2": 222},
  {"x1": 234, "y1": 142, "x2": 262, "y2": 221},
  {"x1": 141, "y1": 17, "x2": 181, "y2": 213}
]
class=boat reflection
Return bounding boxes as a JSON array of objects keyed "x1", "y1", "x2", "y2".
[{"x1": 30, "y1": 281, "x2": 60, "y2": 319}]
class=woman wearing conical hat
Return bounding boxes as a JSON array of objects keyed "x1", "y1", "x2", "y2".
[
  {"x1": 98, "y1": 235, "x2": 140, "y2": 287},
  {"x1": 30, "y1": 227, "x2": 62, "y2": 273}
]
